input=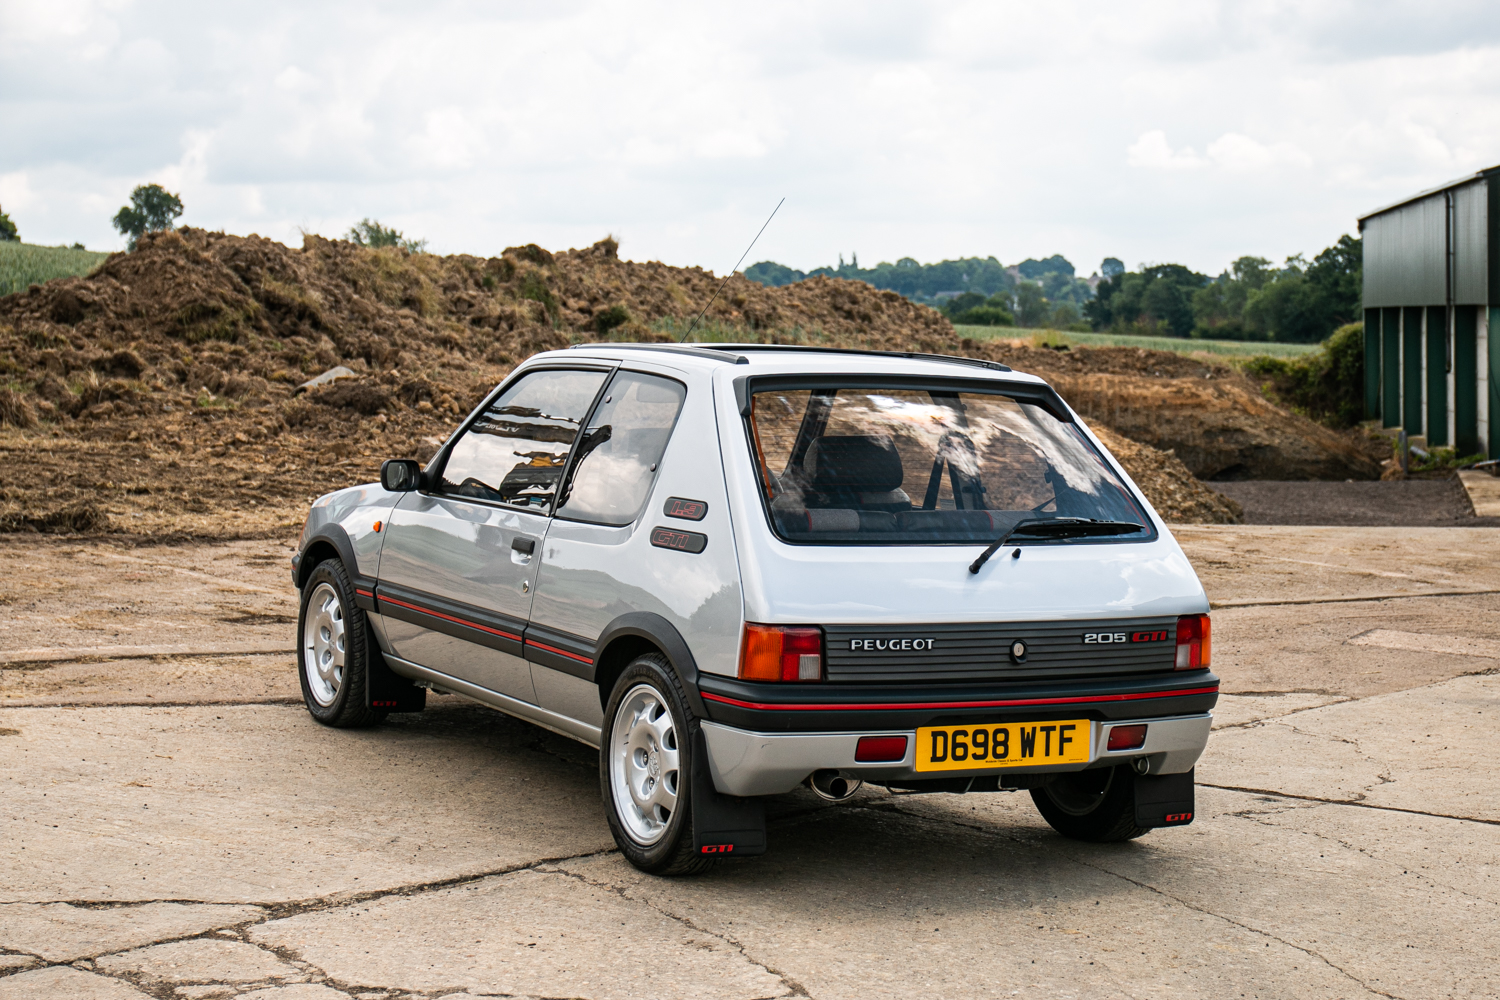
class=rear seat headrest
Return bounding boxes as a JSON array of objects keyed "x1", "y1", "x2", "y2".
[{"x1": 806, "y1": 435, "x2": 904, "y2": 491}]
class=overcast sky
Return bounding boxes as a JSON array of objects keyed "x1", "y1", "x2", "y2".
[{"x1": 4, "y1": 1, "x2": 1500, "y2": 277}]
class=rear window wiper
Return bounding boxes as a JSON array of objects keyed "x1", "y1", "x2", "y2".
[{"x1": 968, "y1": 518, "x2": 1144, "y2": 574}]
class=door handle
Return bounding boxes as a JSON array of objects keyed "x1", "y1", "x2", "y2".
[{"x1": 512, "y1": 537, "x2": 536, "y2": 555}]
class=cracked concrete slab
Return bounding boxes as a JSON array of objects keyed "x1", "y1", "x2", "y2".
[
  {"x1": 1210, "y1": 691, "x2": 1347, "y2": 729},
  {"x1": 0, "y1": 702, "x2": 612, "y2": 904},
  {"x1": 95, "y1": 937, "x2": 305, "y2": 985},
  {"x1": 1201, "y1": 672, "x2": 1500, "y2": 822},
  {"x1": 0, "y1": 964, "x2": 153, "y2": 998},
  {"x1": 5, "y1": 527, "x2": 1500, "y2": 998},
  {"x1": 0, "y1": 901, "x2": 264, "y2": 963},
  {"x1": 1173, "y1": 525, "x2": 1500, "y2": 605},
  {"x1": 847, "y1": 783, "x2": 1500, "y2": 1000},
  {"x1": 250, "y1": 867, "x2": 791, "y2": 1000},
  {"x1": 1207, "y1": 591, "x2": 1500, "y2": 700},
  {"x1": 555, "y1": 802, "x2": 1369, "y2": 1000}
]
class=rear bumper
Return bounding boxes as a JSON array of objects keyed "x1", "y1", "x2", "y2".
[{"x1": 702, "y1": 712, "x2": 1212, "y2": 796}]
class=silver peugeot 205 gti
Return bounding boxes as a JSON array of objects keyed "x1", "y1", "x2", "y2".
[{"x1": 293, "y1": 344, "x2": 1216, "y2": 874}]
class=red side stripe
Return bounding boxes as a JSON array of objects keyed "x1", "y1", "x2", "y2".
[
  {"x1": 700, "y1": 684, "x2": 1219, "y2": 713},
  {"x1": 377, "y1": 595, "x2": 522, "y2": 642},
  {"x1": 525, "y1": 639, "x2": 595, "y2": 665},
  {"x1": 355, "y1": 589, "x2": 374, "y2": 598}
]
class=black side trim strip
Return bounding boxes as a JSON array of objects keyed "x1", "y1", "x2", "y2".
[
  {"x1": 523, "y1": 622, "x2": 597, "y2": 682},
  {"x1": 373, "y1": 584, "x2": 527, "y2": 659}
]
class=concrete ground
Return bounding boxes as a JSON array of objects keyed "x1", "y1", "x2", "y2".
[{"x1": 1, "y1": 527, "x2": 1498, "y2": 999}]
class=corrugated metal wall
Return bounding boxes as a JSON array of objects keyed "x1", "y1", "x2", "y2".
[
  {"x1": 1363, "y1": 194, "x2": 1447, "y2": 307},
  {"x1": 1454, "y1": 181, "x2": 1489, "y2": 304}
]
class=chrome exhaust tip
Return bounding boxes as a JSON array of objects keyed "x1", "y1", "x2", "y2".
[{"x1": 807, "y1": 769, "x2": 863, "y2": 801}]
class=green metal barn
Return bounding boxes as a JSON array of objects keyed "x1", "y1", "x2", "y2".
[{"x1": 1359, "y1": 166, "x2": 1500, "y2": 457}]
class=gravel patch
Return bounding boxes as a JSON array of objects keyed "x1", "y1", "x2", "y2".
[{"x1": 1213, "y1": 478, "x2": 1500, "y2": 527}]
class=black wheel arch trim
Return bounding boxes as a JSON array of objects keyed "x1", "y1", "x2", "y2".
[
  {"x1": 297, "y1": 525, "x2": 377, "y2": 597},
  {"x1": 593, "y1": 612, "x2": 707, "y2": 718}
]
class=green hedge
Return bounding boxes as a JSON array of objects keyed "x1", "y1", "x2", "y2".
[{"x1": 1242, "y1": 322, "x2": 1364, "y2": 428}]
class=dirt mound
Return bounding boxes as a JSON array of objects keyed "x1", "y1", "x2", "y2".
[
  {"x1": 963, "y1": 341, "x2": 1383, "y2": 481},
  {"x1": 0, "y1": 228, "x2": 1333, "y2": 537},
  {"x1": 1089, "y1": 425, "x2": 1243, "y2": 524},
  {"x1": 0, "y1": 229, "x2": 961, "y2": 537}
]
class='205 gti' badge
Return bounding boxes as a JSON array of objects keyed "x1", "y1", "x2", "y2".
[{"x1": 1084, "y1": 630, "x2": 1170, "y2": 644}]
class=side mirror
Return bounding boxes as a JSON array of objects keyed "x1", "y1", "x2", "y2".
[{"x1": 381, "y1": 459, "x2": 423, "y2": 493}]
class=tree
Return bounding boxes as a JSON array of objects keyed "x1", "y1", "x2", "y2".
[
  {"x1": 1017, "y1": 254, "x2": 1074, "y2": 280},
  {"x1": 0, "y1": 205, "x2": 17, "y2": 242},
  {"x1": 1013, "y1": 282, "x2": 1052, "y2": 328},
  {"x1": 1100, "y1": 257, "x2": 1124, "y2": 278},
  {"x1": 112, "y1": 184, "x2": 183, "y2": 249},
  {"x1": 347, "y1": 218, "x2": 427, "y2": 253}
]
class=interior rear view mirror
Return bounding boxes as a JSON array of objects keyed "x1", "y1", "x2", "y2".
[{"x1": 381, "y1": 459, "x2": 423, "y2": 492}]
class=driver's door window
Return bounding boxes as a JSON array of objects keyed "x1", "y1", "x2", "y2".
[{"x1": 439, "y1": 369, "x2": 609, "y2": 510}]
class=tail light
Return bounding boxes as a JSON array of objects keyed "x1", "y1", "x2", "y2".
[
  {"x1": 740, "y1": 624, "x2": 823, "y2": 682},
  {"x1": 1175, "y1": 614, "x2": 1211, "y2": 670}
]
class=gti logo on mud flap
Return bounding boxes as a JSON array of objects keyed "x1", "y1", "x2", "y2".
[{"x1": 700, "y1": 844, "x2": 735, "y2": 854}]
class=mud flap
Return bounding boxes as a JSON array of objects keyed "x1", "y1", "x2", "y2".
[
  {"x1": 1134, "y1": 768, "x2": 1195, "y2": 828},
  {"x1": 370, "y1": 651, "x2": 426, "y2": 713},
  {"x1": 690, "y1": 729, "x2": 766, "y2": 857}
]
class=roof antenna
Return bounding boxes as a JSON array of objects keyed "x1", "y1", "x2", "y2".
[{"x1": 680, "y1": 197, "x2": 784, "y2": 343}]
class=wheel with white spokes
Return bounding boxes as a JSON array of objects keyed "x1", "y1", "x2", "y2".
[
  {"x1": 296, "y1": 558, "x2": 385, "y2": 728},
  {"x1": 303, "y1": 582, "x2": 346, "y2": 706},
  {"x1": 600, "y1": 654, "x2": 713, "y2": 875},
  {"x1": 609, "y1": 683, "x2": 682, "y2": 845}
]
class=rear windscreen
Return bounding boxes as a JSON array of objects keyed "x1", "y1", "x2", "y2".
[{"x1": 746, "y1": 385, "x2": 1153, "y2": 544}]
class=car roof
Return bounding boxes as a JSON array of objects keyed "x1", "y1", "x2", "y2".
[{"x1": 544, "y1": 342, "x2": 1049, "y2": 385}]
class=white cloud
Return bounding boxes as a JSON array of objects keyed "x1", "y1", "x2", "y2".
[
  {"x1": 2, "y1": 1, "x2": 1500, "y2": 272},
  {"x1": 1127, "y1": 131, "x2": 1206, "y2": 170}
]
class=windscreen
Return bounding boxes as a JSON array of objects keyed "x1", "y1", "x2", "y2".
[{"x1": 747, "y1": 384, "x2": 1152, "y2": 544}]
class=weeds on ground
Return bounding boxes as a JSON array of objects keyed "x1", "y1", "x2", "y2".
[{"x1": 1407, "y1": 446, "x2": 1487, "y2": 475}]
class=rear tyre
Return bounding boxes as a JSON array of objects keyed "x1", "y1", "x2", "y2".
[
  {"x1": 297, "y1": 558, "x2": 387, "y2": 728},
  {"x1": 1030, "y1": 765, "x2": 1148, "y2": 842},
  {"x1": 600, "y1": 654, "x2": 714, "y2": 876}
]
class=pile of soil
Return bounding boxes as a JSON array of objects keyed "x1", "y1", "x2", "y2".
[
  {"x1": 960, "y1": 341, "x2": 1385, "y2": 482},
  {"x1": 0, "y1": 227, "x2": 1369, "y2": 538},
  {"x1": 1089, "y1": 425, "x2": 1244, "y2": 524}
]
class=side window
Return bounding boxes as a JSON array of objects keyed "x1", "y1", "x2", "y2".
[
  {"x1": 438, "y1": 368, "x2": 609, "y2": 511},
  {"x1": 555, "y1": 371, "x2": 687, "y2": 525}
]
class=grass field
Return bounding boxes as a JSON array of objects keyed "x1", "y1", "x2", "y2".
[
  {"x1": 0, "y1": 242, "x2": 111, "y2": 298},
  {"x1": 954, "y1": 324, "x2": 1321, "y2": 357}
]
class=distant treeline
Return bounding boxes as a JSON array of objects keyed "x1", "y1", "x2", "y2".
[
  {"x1": 1086, "y1": 236, "x2": 1362, "y2": 344},
  {"x1": 745, "y1": 253, "x2": 1096, "y2": 331},
  {"x1": 746, "y1": 234, "x2": 1362, "y2": 344}
]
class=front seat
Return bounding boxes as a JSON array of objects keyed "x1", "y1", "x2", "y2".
[{"x1": 804, "y1": 435, "x2": 912, "y2": 512}]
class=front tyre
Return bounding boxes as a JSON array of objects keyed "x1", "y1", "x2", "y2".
[
  {"x1": 600, "y1": 654, "x2": 713, "y2": 876},
  {"x1": 1030, "y1": 765, "x2": 1148, "y2": 843},
  {"x1": 297, "y1": 558, "x2": 386, "y2": 728}
]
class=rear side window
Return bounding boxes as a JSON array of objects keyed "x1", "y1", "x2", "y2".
[
  {"x1": 747, "y1": 384, "x2": 1152, "y2": 544},
  {"x1": 439, "y1": 368, "x2": 609, "y2": 510},
  {"x1": 556, "y1": 371, "x2": 686, "y2": 525}
]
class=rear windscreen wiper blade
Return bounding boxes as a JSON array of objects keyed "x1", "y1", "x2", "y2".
[{"x1": 968, "y1": 518, "x2": 1144, "y2": 574}]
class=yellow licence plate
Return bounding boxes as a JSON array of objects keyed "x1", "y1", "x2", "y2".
[{"x1": 914, "y1": 720, "x2": 1092, "y2": 772}]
